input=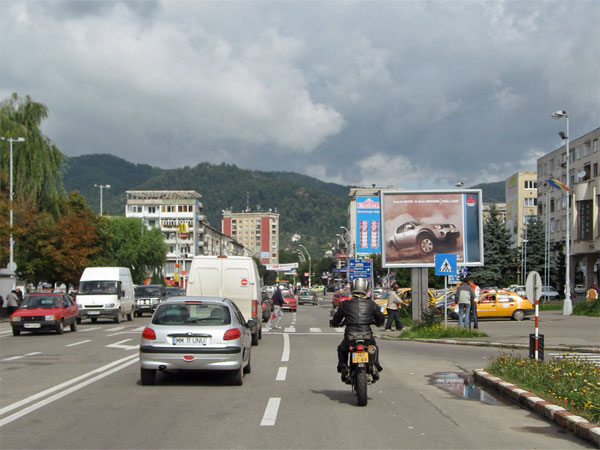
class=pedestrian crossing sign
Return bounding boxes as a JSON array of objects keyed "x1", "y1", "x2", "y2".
[{"x1": 435, "y1": 253, "x2": 457, "y2": 276}]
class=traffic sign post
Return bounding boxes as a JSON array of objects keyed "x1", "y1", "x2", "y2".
[
  {"x1": 435, "y1": 254, "x2": 458, "y2": 328},
  {"x1": 526, "y1": 271, "x2": 543, "y2": 360}
]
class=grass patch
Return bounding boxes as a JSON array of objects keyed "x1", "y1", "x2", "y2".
[
  {"x1": 573, "y1": 299, "x2": 600, "y2": 317},
  {"x1": 487, "y1": 353, "x2": 600, "y2": 423},
  {"x1": 398, "y1": 323, "x2": 487, "y2": 339},
  {"x1": 539, "y1": 303, "x2": 562, "y2": 311}
]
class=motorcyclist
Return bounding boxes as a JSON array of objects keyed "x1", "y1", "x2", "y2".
[{"x1": 331, "y1": 277, "x2": 385, "y2": 382}]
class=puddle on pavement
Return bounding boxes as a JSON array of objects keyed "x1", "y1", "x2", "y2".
[{"x1": 428, "y1": 372, "x2": 503, "y2": 405}]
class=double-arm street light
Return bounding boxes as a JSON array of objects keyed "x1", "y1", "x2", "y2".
[
  {"x1": 298, "y1": 244, "x2": 312, "y2": 288},
  {"x1": 94, "y1": 184, "x2": 111, "y2": 216},
  {"x1": 0, "y1": 136, "x2": 25, "y2": 286},
  {"x1": 551, "y1": 110, "x2": 572, "y2": 315}
]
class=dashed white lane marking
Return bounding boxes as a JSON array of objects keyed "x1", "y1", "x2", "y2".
[
  {"x1": 65, "y1": 340, "x2": 91, "y2": 347},
  {"x1": 281, "y1": 333, "x2": 290, "y2": 362},
  {"x1": 284, "y1": 327, "x2": 296, "y2": 333},
  {"x1": 105, "y1": 326, "x2": 125, "y2": 332},
  {"x1": 1, "y1": 352, "x2": 41, "y2": 362},
  {"x1": 0, "y1": 354, "x2": 139, "y2": 427},
  {"x1": 260, "y1": 397, "x2": 281, "y2": 426},
  {"x1": 79, "y1": 327, "x2": 101, "y2": 332},
  {"x1": 309, "y1": 328, "x2": 322, "y2": 333},
  {"x1": 276, "y1": 367, "x2": 287, "y2": 381},
  {"x1": 335, "y1": 328, "x2": 344, "y2": 333}
]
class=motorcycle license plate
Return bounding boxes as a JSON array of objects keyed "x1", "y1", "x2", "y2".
[{"x1": 352, "y1": 352, "x2": 369, "y2": 363}]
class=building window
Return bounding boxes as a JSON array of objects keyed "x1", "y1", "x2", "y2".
[
  {"x1": 582, "y1": 164, "x2": 591, "y2": 181},
  {"x1": 594, "y1": 139, "x2": 598, "y2": 153},
  {"x1": 148, "y1": 206, "x2": 156, "y2": 214},
  {"x1": 550, "y1": 198, "x2": 555, "y2": 212},
  {"x1": 524, "y1": 180, "x2": 537, "y2": 190},
  {"x1": 578, "y1": 200, "x2": 592, "y2": 240},
  {"x1": 576, "y1": 146, "x2": 581, "y2": 160},
  {"x1": 550, "y1": 219, "x2": 555, "y2": 233},
  {"x1": 523, "y1": 198, "x2": 537, "y2": 207},
  {"x1": 583, "y1": 141, "x2": 591, "y2": 157},
  {"x1": 594, "y1": 163, "x2": 598, "y2": 177}
]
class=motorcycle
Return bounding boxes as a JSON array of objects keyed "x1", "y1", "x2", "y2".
[{"x1": 330, "y1": 311, "x2": 380, "y2": 407}]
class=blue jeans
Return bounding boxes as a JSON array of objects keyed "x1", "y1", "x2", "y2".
[
  {"x1": 458, "y1": 303, "x2": 470, "y2": 329},
  {"x1": 469, "y1": 302, "x2": 478, "y2": 329}
]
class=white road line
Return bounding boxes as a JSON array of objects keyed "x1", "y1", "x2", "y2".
[
  {"x1": 281, "y1": 333, "x2": 290, "y2": 362},
  {"x1": 309, "y1": 328, "x2": 322, "y2": 333},
  {"x1": 79, "y1": 327, "x2": 101, "y2": 332},
  {"x1": 0, "y1": 356, "x2": 139, "y2": 427},
  {"x1": 276, "y1": 367, "x2": 287, "y2": 381},
  {"x1": 284, "y1": 327, "x2": 295, "y2": 333},
  {"x1": 260, "y1": 397, "x2": 281, "y2": 426},
  {"x1": 25, "y1": 352, "x2": 42, "y2": 356},
  {"x1": 106, "y1": 339, "x2": 139, "y2": 350},
  {"x1": 1, "y1": 355, "x2": 24, "y2": 361},
  {"x1": 65, "y1": 340, "x2": 91, "y2": 347},
  {"x1": 0, "y1": 353, "x2": 138, "y2": 418},
  {"x1": 132, "y1": 327, "x2": 145, "y2": 332},
  {"x1": 107, "y1": 331, "x2": 141, "y2": 336},
  {"x1": 105, "y1": 326, "x2": 125, "y2": 332},
  {"x1": 335, "y1": 328, "x2": 345, "y2": 333}
]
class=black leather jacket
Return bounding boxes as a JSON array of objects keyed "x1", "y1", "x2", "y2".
[{"x1": 332, "y1": 296, "x2": 385, "y2": 336}]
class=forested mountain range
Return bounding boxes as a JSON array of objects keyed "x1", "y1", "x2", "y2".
[{"x1": 62, "y1": 154, "x2": 505, "y2": 255}]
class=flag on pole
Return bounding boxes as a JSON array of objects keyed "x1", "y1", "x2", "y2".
[{"x1": 547, "y1": 178, "x2": 570, "y2": 192}]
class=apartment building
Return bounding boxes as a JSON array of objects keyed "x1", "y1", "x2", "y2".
[
  {"x1": 221, "y1": 210, "x2": 280, "y2": 264},
  {"x1": 505, "y1": 172, "x2": 538, "y2": 247},
  {"x1": 537, "y1": 127, "x2": 600, "y2": 290}
]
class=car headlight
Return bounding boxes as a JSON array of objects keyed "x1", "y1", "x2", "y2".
[
  {"x1": 11, "y1": 316, "x2": 21, "y2": 322},
  {"x1": 45, "y1": 315, "x2": 56, "y2": 321},
  {"x1": 105, "y1": 303, "x2": 116, "y2": 308}
]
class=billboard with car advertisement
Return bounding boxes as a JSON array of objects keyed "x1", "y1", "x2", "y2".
[
  {"x1": 355, "y1": 196, "x2": 382, "y2": 255},
  {"x1": 381, "y1": 190, "x2": 483, "y2": 268}
]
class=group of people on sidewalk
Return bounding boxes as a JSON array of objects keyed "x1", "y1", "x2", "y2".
[
  {"x1": 456, "y1": 278, "x2": 480, "y2": 329},
  {"x1": 0, "y1": 288, "x2": 23, "y2": 318}
]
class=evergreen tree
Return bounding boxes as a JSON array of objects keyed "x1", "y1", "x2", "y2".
[
  {"x1": 521, "y1": 217, "x2": 546, "y2": 277},
  {"x1": 469, "y1": 204, "x2": 517, "y2": 287}
]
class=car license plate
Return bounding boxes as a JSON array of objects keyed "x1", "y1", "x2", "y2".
[
  {"x1": 352, "y1": 352, "x2": 369, "y2": 363},
  {"x1": 24, "y1": 323, "x2": 41, "y2": 329},
  {"x1": 140, "y1": 305, "x2": 150, "y2": 309},
  {"x1": 172, "y1": 337, "x2": 207, "y2": 345},
  {"x1": 87, "y1": 311, "x2": 100, "y2": 315}
]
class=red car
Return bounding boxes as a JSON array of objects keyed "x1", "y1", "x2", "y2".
[
  {"x1": 10, "y1": 292, "x2": 79, "y2": 336},
  {"x1": 332, "y1": 290, "x2": 351, "y2": 308},
  {"x1": 281, "y1": 291, "x2": 297, "y2": 311}
]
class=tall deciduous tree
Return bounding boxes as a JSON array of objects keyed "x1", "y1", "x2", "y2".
[
  {"x1": 468, "y1": 204, "x2": 517, "y2": 287},
  {"x1": 0, "y1": 93, "x2": 66, "y2": 215}
]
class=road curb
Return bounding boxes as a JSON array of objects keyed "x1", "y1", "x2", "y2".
[{"x1": 474, "y1": 369, "x2": 600, "y2": 448}]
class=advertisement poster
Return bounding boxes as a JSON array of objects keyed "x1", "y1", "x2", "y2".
[
  {"x1": 355, "y1": 196, "x2": 381, "y2": 255},
  {"x1": 381, "y1": 190, "x2": 483, "y2": 268}
]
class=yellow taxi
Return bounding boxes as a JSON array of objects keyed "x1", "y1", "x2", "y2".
[
  {"x1": 473, "y1": 289, "x2": 534, "y2": 321},
  {"x1": 374, "y1": 288, "x2": 437, "y2": 315}
]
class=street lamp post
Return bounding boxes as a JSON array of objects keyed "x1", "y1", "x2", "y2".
[
  {"x1": 94, "y1": 184, "x2": 111, "y2": 216},
  {"x1": 340, "y1": 226, "x2": 352, "y2": 258},
  {"x1": 0, "y1": 136, "x2": 25, "y2": 287},
  {"x1": 299, "y1": 244, "x2": 312, "y2": 288},
  {"x1": 552, "y1": 110, "x2": 572, "y2": 315}
]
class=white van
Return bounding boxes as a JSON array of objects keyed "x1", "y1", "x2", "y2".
[
  {"x1": 187, "y1": 256, "x2": 262, "y2": 345},
  {"x1": 76, "y1": 267, "x2": 135, "y2": 323}
]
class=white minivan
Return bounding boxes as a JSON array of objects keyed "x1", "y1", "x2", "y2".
[
  {"x1": 186, "y1": 256, "x2": 262, "y2": 345},
  {"x1": 76, "y1": 267, "x2": 135, "y2": 323}
]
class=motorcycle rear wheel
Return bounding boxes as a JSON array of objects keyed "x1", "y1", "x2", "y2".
[{"x1": 356, "y1": 369, "x2": 368, "y2": 406}]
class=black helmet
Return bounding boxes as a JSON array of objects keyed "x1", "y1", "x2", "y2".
[{"x1": 351, "y1": 278, "x2": 369, "y2": 296}]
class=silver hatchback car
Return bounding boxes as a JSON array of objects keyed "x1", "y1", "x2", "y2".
[{"x1": 139, "y1": 296, "x2": 255, "y2": 386}]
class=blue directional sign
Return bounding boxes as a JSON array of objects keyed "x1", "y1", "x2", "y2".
[
  {"x1": 435, "y1": 253, "x2": 457, "y2": 276},
  {"x1": 348, "y1": 258, "x2": 372, "y2": 281}
]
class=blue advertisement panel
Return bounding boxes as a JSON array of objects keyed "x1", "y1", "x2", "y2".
[
  {"x1": 355, "y1": 196, "x2": 381, "y2": 254},
  {"x1": 380, "y1": 190, "x2": 483, "y2": 268}
]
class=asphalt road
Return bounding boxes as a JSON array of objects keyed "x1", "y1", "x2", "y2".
[{"x1": 0, "y1": 297, "x2": 593, "y2": 449}]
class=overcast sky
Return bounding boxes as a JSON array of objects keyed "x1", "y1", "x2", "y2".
[{"x1": 1, "y1": 0, "x2": 598, "y2": 189}]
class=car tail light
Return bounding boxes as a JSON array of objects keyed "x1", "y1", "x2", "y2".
[
  {"x1": 252, "y1": 299, "x2": 258, "y2": 318},
  {"x1": 224, "y1": 328, "x2": 241, "y2": 340},
  {"x1": 142, "y1": 327, "x2": 156, "y2": 340},
  {"x1": 183, "y1": 355, "x2": 195, "y2": 361}
]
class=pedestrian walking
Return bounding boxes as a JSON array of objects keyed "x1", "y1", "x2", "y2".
[
  {"x1": 587, "y1": 284, "x2": 598, "y2": 302},
  {"x1": 456, "y1": 278, "x2": 474, "y2": 329},
  {"x1": 267, "y1": 285, "x2": 284, "y2": 329},
  {"x1": 384, "y1": 284, "x2": 409, "y2": 331},
  {"x1": 0, "y1": 294, "x2": 6, "y2": 318},
  {"x1": 6, "y1": 290, "x2": 20, "y2": 316},
  {"x1": 15, "y1": 287, "x2": 23, "y2": 306},
  {"x1": 468, "y1": 279, "x2": 480, "y2": 330}
]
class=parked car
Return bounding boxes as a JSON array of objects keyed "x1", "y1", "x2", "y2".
[
  {"x1": 138, "y1": 296, "x2": 255, "y2": 386},
  {"x1": 11, "y1": 292, "x2": 79, "y2": 336},
  {"x1": 449, "y1": 290, "x2": 534, "y2": 321},
  {"x1": 332, "y1": 290, "x2": 351, "y2": 308},
  {"x1": 541, "y1": 286, "x2": 560, "y2": 301},
  {"x1": 574, "y1": 284, "x2": 586, "y2": 296},
  {"x1": 134, "y1": 285, "x2": 167, "y2": 317},
  {"x1": 387, "y1": 213, "x2": 460, "y2": 254},
  {"x1": 506, "y1": 285, "x2": 527, "y2": 298},
  {"x1": 298, "y1": 289, "x2": 318, "y2": 305},
  {"x1": 281, "y1": 291, "x2": 297, "y2": 311},
  {"x1": 261, "y1": 291, "x2": 273, "y2": 322}
]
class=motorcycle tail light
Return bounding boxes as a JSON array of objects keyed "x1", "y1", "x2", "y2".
[{"x1": 356, "y1": 344, "x2": 365, "y2": 352}]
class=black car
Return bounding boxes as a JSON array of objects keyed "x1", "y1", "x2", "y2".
[{"x1": 134, "y1": 285, "x2": 167, "y2": 317}]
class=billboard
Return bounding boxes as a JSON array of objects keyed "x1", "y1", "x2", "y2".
[
  {"x1": 381, "y1": 190, "x2": 483, "y2": 268},
  {"x1": 355, "y1": 196, "x2": 381, "y2": 254}
]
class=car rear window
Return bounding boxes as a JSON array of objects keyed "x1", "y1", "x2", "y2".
[{"x1": 153, "y1": 303, "x2": 231, "y2": 326}]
